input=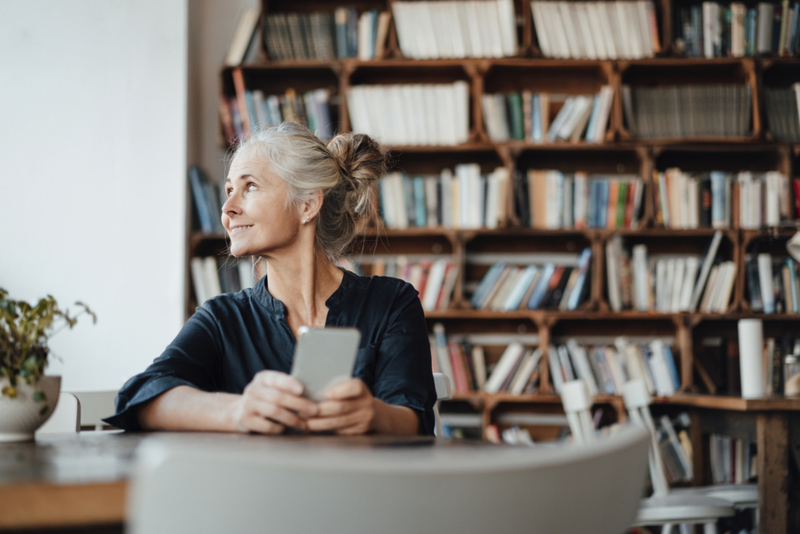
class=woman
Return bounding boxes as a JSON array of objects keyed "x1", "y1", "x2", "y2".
[{"x1": 105, "y1": 122, "x2": 436, "y2": 435}]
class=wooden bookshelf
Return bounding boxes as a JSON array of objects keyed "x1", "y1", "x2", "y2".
[{"x1": 200, "y1": 2, "x2": 800, "y2": 530}]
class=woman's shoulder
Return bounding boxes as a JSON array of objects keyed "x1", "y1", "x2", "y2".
[
  {"x1": 343, "y1": 271, "x2": 422, "y2": 314},
  {"x1": 194, "y1": 288, "x2": 258, "y2": 318}
]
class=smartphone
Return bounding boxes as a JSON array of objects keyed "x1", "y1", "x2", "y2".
[{"x1": 290, "y1": 327, "x2": 361, "y2": 402}]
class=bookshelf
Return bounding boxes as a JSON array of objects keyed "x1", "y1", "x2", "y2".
[{"x1": 197, "y1": 1, "x2": 800, "y2": 530}]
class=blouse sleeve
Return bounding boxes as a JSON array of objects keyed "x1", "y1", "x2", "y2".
[
  {"x1": 103, "y1": 307, "x2": 223, "y2": 431},
  {"x1": 372, "y1": 284, "x2": 437, "y2": 436}
]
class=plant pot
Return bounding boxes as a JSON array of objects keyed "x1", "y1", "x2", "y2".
[{"x1": 0, "y1": 375, "x2": 61, "y2": 442}]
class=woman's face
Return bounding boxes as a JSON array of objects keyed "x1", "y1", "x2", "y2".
[{"x1": 222, "y1": 151, "x2": 301, "y2": 258}]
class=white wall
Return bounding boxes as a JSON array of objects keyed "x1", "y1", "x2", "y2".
[{"x1": 0, "y1": 1, "x2": 188, "y2": 391}]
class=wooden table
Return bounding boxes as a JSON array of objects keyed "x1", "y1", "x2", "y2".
[
  {"x1": 663, "y1": 394, "x2": 800, "y2": 534},
  {"x1": 0, "y1": 431, "x2": 140, "y2": 532}
]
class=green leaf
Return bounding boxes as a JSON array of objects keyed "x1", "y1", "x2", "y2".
[
  {"x1": 2, "y1": 386, "x2": 17, "y2": 398},
  {"x1": 39, "y1": 404, "x2": 48, "y2": 416},
  {"x1": 32, "y1": 391, "x2": 45, "y2": 403}
]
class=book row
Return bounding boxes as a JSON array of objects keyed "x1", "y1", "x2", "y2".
[
  {"x1": 677, "y1": 1, "x2": 800, "y2": 58},
  {"x1": 764, "y1": 85, "x2": 800, "y2": 142},
  {"x1": 653, "y1": 168, "x2": 736, "y2": 229},
  {"x1": 221, "y1": 88, "x2": 334, "y2": 143},
  {"x1": 469, "y1": 249, "x2": 593, "y2": 312},
  {"x1": 746, "y1": 253, "x2": 800, "y2": 314},
  {"x1": 347, "y1": 83, "x2": 470, "y2": 146},
  {"x1": 621, "y1": 84, "x2": 752, "y2": 138},
  {"x1": 190, "y1": 257, "x2": 255, "y2": 306},
  {"x1": 531, "y1": 0, "x2": 660, "y2": 59},
  {"x1": 481, "y1": 87, "x2": 614, "y2": 144},
  {"x1": 393, "y1": 0, "x2": 517, "y2": 59},
  {"x1": 709, "y1": 434, "x2": 757, "y2": 485},
  {"x1": 605, "y1": 231, "x2": 729, "y2": 313},
  {"x1": 521, "y1": 171, "x2": 644, "y2": 229},
  {"x1": 344, "y1": 257, "x2": 459, "y2": 312},
  {"x1": 378, "y1": 166, "x2": 510, "y2": 230},
  {"x1": 263, "y1": 9, "x2": 390, "y2": 61},
  {"x1": 737, "y1": 171, "x2": 797, "y2": 228},
  {"x1": 432, "y1": 329, "x2": 682, "y2": 397}
]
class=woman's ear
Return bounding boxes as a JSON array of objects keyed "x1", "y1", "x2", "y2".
[{"x1": 301, "y1": 191, "x2": 324, "y2": 224}]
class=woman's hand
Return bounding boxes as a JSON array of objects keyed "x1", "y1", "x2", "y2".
[
  {"x1": 229, "y1": 370, "x2": 319, "y2": 434},
  {"x1": 305, "y1": 379, "x2": 377, "y2": 435}
]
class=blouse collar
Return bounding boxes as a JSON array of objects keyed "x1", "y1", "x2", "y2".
[{"x1": 253, "y1": 267, "x2": 356, "y2": 317}]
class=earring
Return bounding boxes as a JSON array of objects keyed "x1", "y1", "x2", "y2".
[{"x1": 304, "y1": 217, "x2": 309, "y2": 224}]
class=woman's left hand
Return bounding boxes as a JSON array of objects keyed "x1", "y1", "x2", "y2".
[{"x1": 304, "y1": 378, "x2": 376, "y2": 435}]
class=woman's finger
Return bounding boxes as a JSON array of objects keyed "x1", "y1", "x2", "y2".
[
  {"x1": 247, "y1": 385, "x2": 318, "y2": 417},
  {"x1": 323, "y1": 378, "x2": 366, "y2": 400},
  {"x1": 244, "y1": 397, "x2": 307, "y2": 430},
  {"x1": 239, "y1": 413, "x2": 284, "y2": 435}
]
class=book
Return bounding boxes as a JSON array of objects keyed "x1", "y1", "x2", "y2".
[
  {"x1": 688, "y1": 231, "x2": 724, "y2": 312},
  {"x1": 225, "y1": 9, "x2": 261, "y2": 66}
]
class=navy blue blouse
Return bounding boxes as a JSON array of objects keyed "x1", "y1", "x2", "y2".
[{"x1": 104, "y1": 270, "x2": 437, "y2": 435}]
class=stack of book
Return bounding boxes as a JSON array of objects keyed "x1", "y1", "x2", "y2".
[
  {"x1": 548, "y1": 337, "x2": 682, "y2": 397},
  {"x1": 765, "y1": 85, "x2": 800, "y2": 141},
  {"x1": 621, "y1": 84, "x2": 752, "y2": 138},
  {"x1": 676, "y1": 1, "x2": 800, "y2": 58},
  {"x1": 709, "y1": 433, "x2": 757, "y2": 484},
  {"x1": 657, "y1": 414, "x2": 694, "y2": 484},
  {"x1": 378, "y1": 166, "x2": 510, "y2": 230},
  {"x1": 220, "y1": 88, "x2": 333, "y2": 143},
  {"x1": 653, "y1": 168, "x2": 733, "y2": 229},
  {"x1": 351, "y1": 256, "x2": 459, "y2": 312},
  {"x1": 481, "y1": 87, "x2": 614, "y2": 143},
  {"x1": 605, "y1": 231, "x2": 731, "y2": 313},
  {"x1": 737, "y1": 171, "x2": 795, "y2": 229},
  {"x1": 521, "y1": 171, "x2": 643, "y2": 229},
  {"x1": 347, "y1": 82, "x2": 470, "y2": 146},
  {"x1": 531, "y1": 0, "x2": 660, "y2": 59},
  {"x1": 264, "y1": 9, "x2": 391, "y2": 61},
  {"x1": 189, "y1": 166, "x2": 225, "y2": 235},
  {"x1": 746, "y1": 253, "x2": 800, "y2": 314},
  {"x1": 393, "y1": 0, "x2": 517, "y2": 59},
  {"x1": 469, "y1": 248, "x2": 593, "y2": 312},
  {"x1": 190, "y1": 257, "x2": 255, "y2": 305}
]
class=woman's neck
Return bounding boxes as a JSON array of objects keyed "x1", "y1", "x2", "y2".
[{"x1": 264, "y1": 250, "x2": 343, "y2": 332}]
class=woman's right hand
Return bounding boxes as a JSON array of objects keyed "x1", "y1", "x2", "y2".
[{"x1": 228, "y1": 370, "x2": 319, "y2": 434}]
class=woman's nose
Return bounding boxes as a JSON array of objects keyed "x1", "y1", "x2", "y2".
[{"x1": 222, "y1": 194, "x2": 241, "y2": 216}]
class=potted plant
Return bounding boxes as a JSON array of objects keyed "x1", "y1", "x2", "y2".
[{"x1": 0, "y1": 288, "x2": 95, "y2": 441}]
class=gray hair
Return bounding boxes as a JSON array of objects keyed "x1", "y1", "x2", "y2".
[{"x1": 231, "y1": 121, "x2": 385, "y2": 262}]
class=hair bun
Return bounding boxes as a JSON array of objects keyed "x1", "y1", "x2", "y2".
[{"x1": 327, "y1": 133, "x2": 386, "y2": 220}]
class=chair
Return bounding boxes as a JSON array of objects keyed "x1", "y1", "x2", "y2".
[
  {"x1": 623, "y1": 379, "x2": 736, "y2": 534},
  {"x1": 71, "y1": 390, "x2": 118, "y2": 430},
  {"x1": 432, "y1": 372, "x2": 452, "y2": 438},
  {"x1": 560, "y1": 379, "x2": 596, "y2": 444},
  {"x1": 36, "y1": 392, "x2": 80, "y2": 434},
  {"x1": 127, "y1": 423, "x2": 651, "y2": 534}
]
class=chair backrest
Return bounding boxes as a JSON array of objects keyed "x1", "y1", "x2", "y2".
[
  {"x1": 432, "y1": 372, "x2": 452, "y2": 438},
  {"x1": 71, "y1": 390, "x2": 118, "y2": 431},
  {"x1": 128, "y1": 425, "x2": 650, "y2": 534},
  {"x1": 37, "y1": 392, "x2": 80, "y2": 434},
  {"x1": 560, "y1": 379, "x2": 596, "y2": 444},
  {"x1": 622, "y1": 379, "x2": 670, "y2": 497}
]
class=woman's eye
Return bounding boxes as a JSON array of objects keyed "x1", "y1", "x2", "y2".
[
  {"x1": 225, "y1": 189, "x2": 233, "y2": 197},
  {"x1": 247, "y1": 184, "x2": 257, "y2": 192}
]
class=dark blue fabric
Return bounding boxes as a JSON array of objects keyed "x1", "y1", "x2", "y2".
[{"x1": 103, "y1": 270, "x2": 437, "y2": 435}]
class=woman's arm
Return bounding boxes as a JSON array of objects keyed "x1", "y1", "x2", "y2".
[{"x1": 138, "y1": 371, "x2": 319, "y2": 434}]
